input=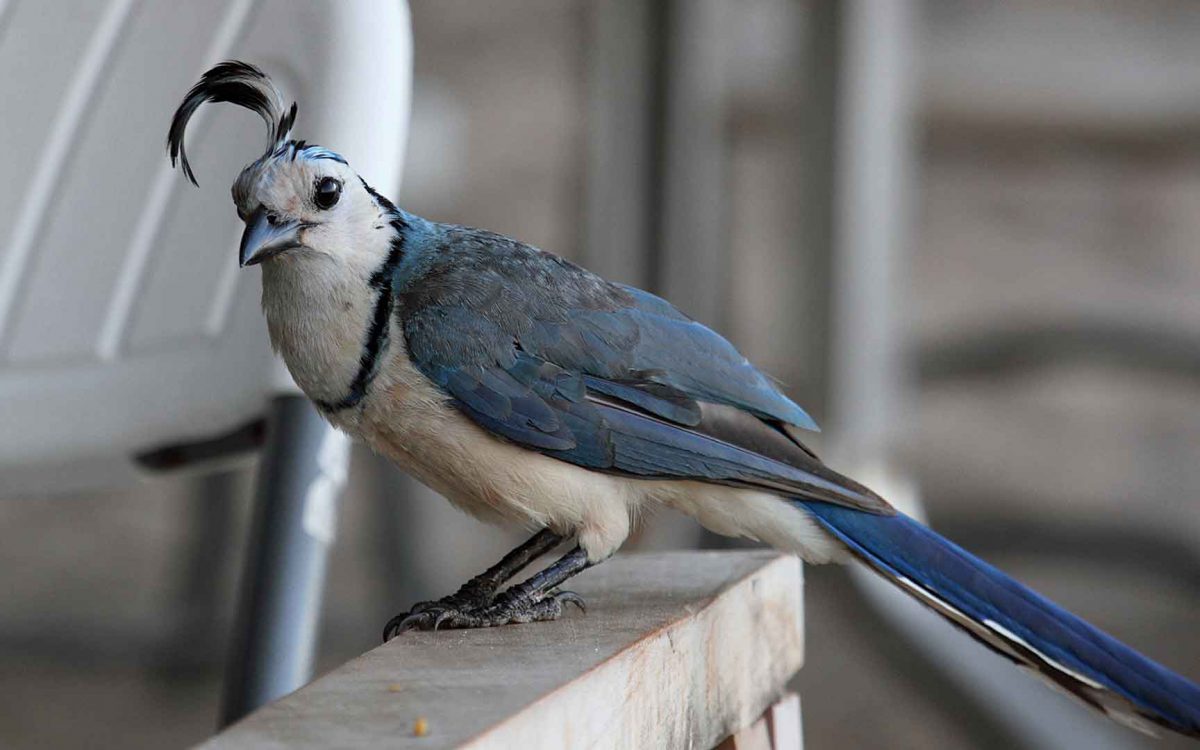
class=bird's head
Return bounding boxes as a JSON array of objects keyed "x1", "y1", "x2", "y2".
[{"x1": 167, "y1": 61, "x2": 384, "y2": 268}]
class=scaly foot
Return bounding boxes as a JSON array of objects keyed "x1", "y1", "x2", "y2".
[{"x1": 382, "y1": 589, "x2": 585, "y2": 638}]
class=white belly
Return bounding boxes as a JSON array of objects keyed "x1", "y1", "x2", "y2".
[{"x1": 331, "y1": 344, "x2": 635, "y2": 560}]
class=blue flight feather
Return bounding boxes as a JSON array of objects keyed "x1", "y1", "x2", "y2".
[{"x1": 582, "y1": 375, "x2": 702, "y2": 426}]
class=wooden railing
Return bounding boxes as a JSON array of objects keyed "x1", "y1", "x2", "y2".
[{"x1": 202, "y1": 551, "x2": 804, "y2": 749}]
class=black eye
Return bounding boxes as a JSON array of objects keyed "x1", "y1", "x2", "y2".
[{"x1": 314, "y1": 177, "x2": 342, "y2": 209}]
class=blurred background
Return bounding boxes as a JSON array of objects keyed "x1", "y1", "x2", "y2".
[{"x1": 2, "y1": 1, "x2": 1199, "y2": 748}]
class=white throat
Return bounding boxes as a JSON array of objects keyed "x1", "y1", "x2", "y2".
[{"x1": 259, "y1": 224, "x2": 394, "y2": 408}]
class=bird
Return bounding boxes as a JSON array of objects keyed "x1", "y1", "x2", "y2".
[{"x1": 168, "y1": 61, "x2": 1199, "y2": 739}]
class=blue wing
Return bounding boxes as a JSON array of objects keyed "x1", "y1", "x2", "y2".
[{"x1": 397, "y1": 227, "x2": 886, "y2": 512}]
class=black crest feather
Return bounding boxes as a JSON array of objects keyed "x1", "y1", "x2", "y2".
[{"x1": 167, "y1": 60, "x2": 297, "y2": 186}]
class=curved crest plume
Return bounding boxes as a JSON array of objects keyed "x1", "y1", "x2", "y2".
[{"x1": 167, "y1": 60, "x2": 297, "y2": 186}]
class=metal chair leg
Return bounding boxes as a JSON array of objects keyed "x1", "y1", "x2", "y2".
[{"x1": 219, "y1": 396, "x2": 350, "y2": 727}]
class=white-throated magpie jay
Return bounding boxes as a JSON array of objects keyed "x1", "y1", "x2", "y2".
[{"x1": 167, "y1": 62, "x2": 1199, "y2": 738}]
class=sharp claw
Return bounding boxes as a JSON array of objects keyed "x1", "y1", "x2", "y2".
[
  {"x1": 553, "y1": 590, "x2": 587, "y2": 614},
  {"x1": 399, "y1": 613, "x2": 427, "y2": 632},
  {"x1": 383, "y1": 611, "x2": 434, "y2": 641},
  {"x1": 382, "y1": 616, "x2": 404, "y2": 642}
]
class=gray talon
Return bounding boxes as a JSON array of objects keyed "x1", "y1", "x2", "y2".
[{"x1": 553, "y1": 590, "x2": 587, "y2": 613}]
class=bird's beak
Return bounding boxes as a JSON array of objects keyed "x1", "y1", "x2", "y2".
[{"x1": 239, "y1": 208, "x2": 303, "y2": 267}]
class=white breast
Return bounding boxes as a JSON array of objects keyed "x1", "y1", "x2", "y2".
[{"x1": 260, "y1": 253, "x2": 378, "y2": 405}]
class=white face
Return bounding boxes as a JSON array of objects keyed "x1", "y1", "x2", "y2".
[{"x1": 233, "y1": 149, "x2": 387, "y2": 269}]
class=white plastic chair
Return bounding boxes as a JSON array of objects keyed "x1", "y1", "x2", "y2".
[{"x1": 0, "y1": 0, "x2": 411, "y2": 724}]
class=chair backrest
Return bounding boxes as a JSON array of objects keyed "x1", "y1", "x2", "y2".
[{"x1": 0, "y1": 0, "x2": 411, "y2": 495}]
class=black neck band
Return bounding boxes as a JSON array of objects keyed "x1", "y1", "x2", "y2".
[{"x1": 314, "y1": 214, "x2": 406, "y2": 413}]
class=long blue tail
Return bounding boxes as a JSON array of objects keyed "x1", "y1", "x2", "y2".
[{"x1": 802, "y1": 500, "x2": 1200, "y2": 738}]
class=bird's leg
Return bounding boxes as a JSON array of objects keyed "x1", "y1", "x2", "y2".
[
  {"x1": 426, "y1": 546, "x2": 593, "y2": 631},
  {"x1": 419, "y1": 528, "x2": 564, "y2": 609},
  {"x1": 383, "y1": 529, "x2": 564, "y2": 640}
]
